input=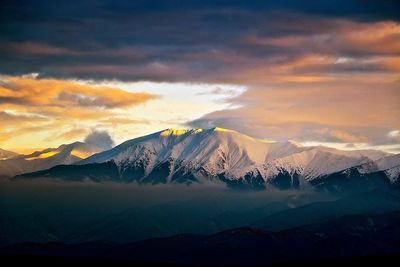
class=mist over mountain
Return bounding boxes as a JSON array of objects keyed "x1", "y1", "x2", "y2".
[
  {"x1": 4, "y1": 211, "x2": 399, "y2": 266},
  {"x1": 1, "y1": 180, "x2": 400, "y2": 265},
  {"x1": 0, "y1": 180, "x2": 325, "y2": 246}
]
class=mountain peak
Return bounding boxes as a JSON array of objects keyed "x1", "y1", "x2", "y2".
[
  {"x1": 159, "y1": 127, "x2": 236, "y2": 137},
  {"x1": 286, "y1": 140, "x2": 303, "y2": 147},
  {"x1": 14, "y1": 127, "x2": 400, "y2": 190},
  {"x1": 0, "y1": 141, "x2": 107, "y2": 177},
  {"x1": 0, "y1": 148, "x2": 19, "y2": 160},
  {"x1": 160, "y1": 128, "x2": 199, "y2": 136},
  {"x1": 57, "y1": 141, "x2": 86, "y2": 149},
  {"x1": 212, "y1": 127, "x2": 235, "y2": 133}
]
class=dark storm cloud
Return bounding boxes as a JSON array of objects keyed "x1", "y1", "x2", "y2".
[{"x1": 0, "y1": 0, "x2": 399, "y2": 81}]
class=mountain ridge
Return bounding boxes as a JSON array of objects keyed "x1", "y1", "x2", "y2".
[
  {"x1": 12, "y1": 128, "x2": 400, "y2": 191},
  {"x1": 0, "y1": 148, "x2": 19, "y2": 161},
  {"x1": 0, "y1": 142, "x2": 103, "y2": 177}
]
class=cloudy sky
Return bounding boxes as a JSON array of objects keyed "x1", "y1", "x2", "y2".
[{"x1": 0, "y1": 0, "x2": 399, "y2": 153}]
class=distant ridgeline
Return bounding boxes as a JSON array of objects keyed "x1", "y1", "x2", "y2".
[{"x1": 8, "y1": 128, "x2": 400, "y2": 193}]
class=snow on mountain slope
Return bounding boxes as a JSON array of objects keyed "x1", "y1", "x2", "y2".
[
  {"x1": 76, "y1": 127, "x2": 395, "y2": 186},
  {"x1": 385, "y1": 166, "x2": 400, "y2": 184},
  {"x1": 79, "y1": 127, "x2": 303, "y2": 181},
  {"x1": 256, "y1": 146, "x2": 389, "y2": 181},
  {"x1": 353, "y1": 154, "x2": 400, "y2": 185},
  {"x1": 316, "y1": 147, "x2": 388, "y2": 161},
  {"x1": 0, "y1": 148, "x2": 19, "y2": 160},
  {"x1": 0, "y1": 142, "x2": 102, "y2": 177},
  {"x1": 374, "y1": 154, "x2": 400, "y2": 170},
  {"x1": 15, "y1": 127, "x2": 400, "y2": 191},
  {"x1": 347, "y1": 153, "x2": 400, "y2": 175}
]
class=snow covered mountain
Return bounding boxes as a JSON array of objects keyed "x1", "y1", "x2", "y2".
[
  {"x1": 239, "y1": 146, "x2": 391, "y2": 189},
  {"x1": 78, "y1": 127, "x2": 302, "y2": 181},
  {"x1": 16, "y1": 128, "x2": 400, "y2": 192},
  {"x1": 0, "y1": 142, "x2": 103, "y2": 177}
]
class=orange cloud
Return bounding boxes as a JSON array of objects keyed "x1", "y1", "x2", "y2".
[
  {"x1": 0, "y1": 110, "x2": 46, "y2": 123},
  {"x1": 315, "y1": 129, "x2": 368, "y2": 143},
  {"x1": 189, "y1": 75, "x2": 400, "y2": 144},
  {"x1": 245, "y1": 20, "x2": 400, "y2": 56},
  {"x1": 50, "y1": 128, "x2": 89, "y2": 141},
  {"x1": 0, "y1": 76, "x2": 157, "y2": 108},
  {"x1": 235, "y1": 20, "x2": 400, "y2": 88},
  {"x1": 341, "y1": 21, "x2": 400, "y2": 54},
  {"x1": 0, "y1": 42, "x2": 81, "y2": 56},
  {"x1": 0, "y1": 41, "x2": 151, "y2": 59},
  {"x1": 99, "y1": 117, "x2": 151, "y2": 127},
  {"x1": 383, "y1": 57, "x2": 400, "y2": 71},
  {"x1": 0, "y1": 75, "x2": 158, "y2": 149}
]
